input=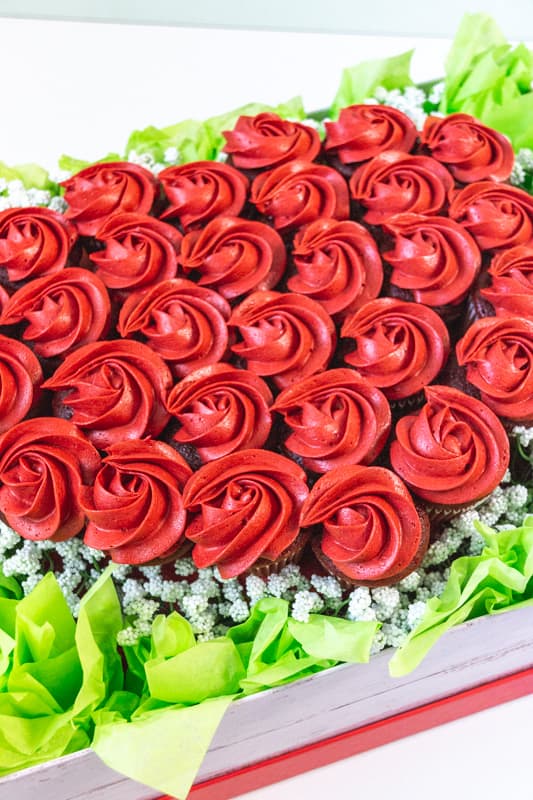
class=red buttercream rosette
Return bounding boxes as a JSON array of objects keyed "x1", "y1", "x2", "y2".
[
  {"x1": 324, "y1": 105, "x2": 417, "y2": 164},
  {"x1": 301, "y1": 465, "x2": 430, "y2": 586},
  {"x1": 117, "y1": 278, "x2": 231, "y2": 376},
  {"x1": 480, "y1": 246, "x2": 533, "y2": 317},
  {"x1": 390, "y1": 385, "x2": 509, "y2": 507},
  {"x1": 272, "y1": 368, "x2": 391, "y2": 473},
  {"x1": 250, "y1": 160, "x2": 350, "y2": 231},
  {"x1": 61, "y1": 162, "x2": 158, "y2": 237},
  {"x1": 382, "y1": 214, "x2": 481, "y2": 307},
  {"x1": 159, "y1": 161, "x2": 248, "y2": 229},
  {"x1": 0, "y1": 207, "x2": 77, "y2": 282},
  {"x1": 183, "y1": 449, "x2": 309, "y2": 578},
  {"x1": 341, "y1": 298, "x2": 450, "y2": 400},
  {"x1": 43, "y1": 340, "x2": 172, "y2": 448},
  {"x1": 222, "y1": 113, "x2": 321, "y2": 170},
  {"x1": 166, "y1": 364, "x2": 273, "y2": 463},
  {"x1": 229, "y1": 290, "x2": 336, "y2": 389},
  {"x1": 179, "y1": 216, "x2": 286, "y2": 299},
  {"x1": 0, "y1": 268, "x2": 111, "y2": 358},
  {"x1": 81, "y1": 439, "x2": 192, "y2": 564},
  {"x1": 288, "y1": 218, "x2": 383, "y2": 317},
  {"x1": 449, "y1": 182, "x2": 533, "y2": 250},
  {"x1": 89, "y1": 212, "x2": 181, "y2": 292},
  {"x1": 0, "y1": 418, "x2": 100, "y2": 541},
  {"x1": 350, "y1": 151, "x2": 454, "y2": 225},
  {"x1": 421, "y1": 113, "x2": 514, "y2": 183},
  {"x1": 0, "y1": 335, "x2": 43, "y2": 433},
  {"x1": 456, "y1": 316, "x2": 533, "y2": 422}
]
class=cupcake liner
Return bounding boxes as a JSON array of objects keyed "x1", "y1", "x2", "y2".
[
  {"x1": 147, "y1": 537, "x2": 193, "y2": 567},
  {"x1": 246, "y1": 530, "x2": 310, "y2": 579},
  {"x1": 420, "y1": 496, "x2": 487, "y2": 529}
]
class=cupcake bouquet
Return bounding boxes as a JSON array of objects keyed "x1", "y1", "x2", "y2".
[{"x1": 1, "y1": 12, "x2": 533, "y2": 797}]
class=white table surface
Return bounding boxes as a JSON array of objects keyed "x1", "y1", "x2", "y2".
[{"x1": 0, "y1": 17, "x2": 531, "y2": 800}]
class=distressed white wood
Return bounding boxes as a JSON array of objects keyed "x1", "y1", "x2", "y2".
[{"x1": 2, "y1": 605, "x2": 533, "y2": 800}]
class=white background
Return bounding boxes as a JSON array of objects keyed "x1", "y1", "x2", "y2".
[{"x1": 0, "y1": 17, "x2": 532, "y2": 800}]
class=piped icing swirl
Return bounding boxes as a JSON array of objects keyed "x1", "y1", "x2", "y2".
[
  {"x1": 449, "y1": 182, "x2": 533, "y2": 250},
  {"x1": 0, "y1": 335, "x2": 43, "y2": 433},
  {"x1": 183, "y1": 449, "x2": 309, "y2": 579},
  {"x1": 480, "y1": 246, "x2": 533, "y2": 317},
  {"x1": 341, "y1": 298, "x2": 450, "y2": 400},
  {"x1": 390, "y1": 385, "x2": 509, "y2": 505},
  {"x1": 0, "y1": 206, "x2": 77, "y2": 282},
  {"x1": 272, "y1": 368, "x2": 391, "y2": 473},
  {"x1": 223, "y1": 113, "x2": 321, "y2": 170},
  {"x1": 301, "y1": 465, "x2": 429, "y2": 585},
  {"x1": 81, "y1": 439, "x2": 192, "y2": 564},
  {"x1": 324, "y1": 105, "x2": 417, "y2": 164}
]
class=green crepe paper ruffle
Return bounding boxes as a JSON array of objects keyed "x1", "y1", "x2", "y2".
[
  {"x1": 330, "y1": 50, "x2": 414, "y2": 118},
  {"x1": 389, "y1": 518, "x2": 533, "y2": 677}
]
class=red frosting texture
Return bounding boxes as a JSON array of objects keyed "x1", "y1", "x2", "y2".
[
  {"x1": 421, "y1": 113, "x2": 514, "y2": 183},
  {"x1": 179, "y1": 216, "x2": 286, "y2": 299},
  {"x1": 81, "y1": 439, "x2": 192, "y2": 564},
  {"x1": 0, "y1": 335, "x2": 43, "y2": 433},
  {"x1": 250, "y1": 160, "x2": 350, "y2": 231},
  {"x1": 382, "y1": 214, "x2": 481, "y2": 307},
  {"x1": 0, "y1": 207, "x2": 77, "y2": 282},
  {"x1": 272, "y1": 368, "x2": 391, "y2": 473},
  {"x1": 117, "y1": 278, "x2": 231, "y2": 376},
  {"x1": 288, "y1": 218, "x2": 383, "y2": 317},
  {"x1": 61, "y1": 162, "x2": 158, "y2": 237},
  {"x1": 43, "y1": 340, "x2": 172, "y2": 448},
  {"x1": 159, "y1": 161, "x2": 248, "y2": 229},
  {"x1": 341, "y1": 298, "x2": 450, "y2": 400},
  {"x1": 230, "y1": 291, "x2": 336, "y2": 389},
  {"x1": 324, "y1": 105, "x2": 417, "y2": 164},
  {"x1": 350, "y1": 152, "x2": 454, "y2": 225},
  {"x1": 89, "y1": 213, "x2": 181, "y2": 292},
  {"x1": 456, "y1": 316, "x2": 533, "y2": 421},
  {"x1": 390, "y1": 385, "x2": 509, "y2": 505},
  {"x1": 166, "y1": 364, "x2": 273, "y2": 462},
  {"x1": 301, "y1": 465, "x2": 429, "y2": 585},
  {"x1": 0, "y1": 418, "x2": 100, "y2": 541},
  {"x1": 449, "y1": 182, "x2": 533, "y2": 250},
  {"x1": 183, "y1": 449, "x2": 309, "y2": 578},
  {"x1": 223, "y1": 113, "x2": 321, "y2": 170},
  {"x1": 480, "y1": 246, "x2": 533, "y2": 317},
  {"x1": 0, "y1": 268, "x2": 111, "y2": 357}
]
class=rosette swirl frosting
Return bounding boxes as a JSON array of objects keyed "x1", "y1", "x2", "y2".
[
  {"x1": 449, "y1": 182, "x2": 533, "y2": 250},
  {"x1": 89, "y1": 213, "x2": 181, "y2": 291},
  {"x1": 179, "y1": 216, "x2": 286, "y2": 299},
  {"x1": 166, "y1": 364, "x2": 273, "y2": 462},
  {"x1": 43, "y1": 340, "x2": 172, "y2": 448},
  {"x1": 324, "y1": 105, "x2": 417, "y2": 164},
  {"x1": 390, "y1": 385, "x2": 509, "y2": 505},
  {"x1": 288, "y1": 218, "x2": 383, "y2": 317},
  {"x1": 382, "y1": 214, "x2": 481, "y2": 306},
  {"x1": 159, "y1": 161, "x2": 248, "y2": 229},
  {"x1": 456, "y1": 316, "x2": 533, "y2": 421},
  {"x1": 301, "y1": 465, "x2": 429, "y2": 585},
  {"x1": 0, "y1": 268, "x2": 111, "y2": 357},
  {"x1": 229, "y1": 291, "x2": 336, "y2": 389},
  {"x1": 272, "y1": 369, "x2": 391, "y2": 473},
  {"x1": 250, "y1": 160, "x2": 350, "y2": 231},
  {"x1": 0, "y1": 207, "x2": 77, "y2": 281},
  {"x1": 183, "y1": 449, "x2": 309, "y2": 578},
  {"x1": 0, "y1": 418, "x2": 100, "y2": 541},
  {"x1": 61, "y1": 162, "x2": 158, "y2": 237},
  {"x1": 0, "y1": 335, "x2": 43, "y2": 433},
  {"x1": 81, "y1": 439, "x2": 192, "y2": 564},
  {"x1": 480, "y1": 246, "x2": 533, "y2": 317},
  {"x1": 341, "y1": 298, "x2": 450, "y2": 400},
  {"x1": 421, "y1": 113, "x2": 514, "y2": 183},
  {"x1": 349, "y1": 152, "x2": 454, "y2": 225},
  {"x1": 117, "y1": 278, "x2": 231, "y2": 376},
  {"x1": 222, "y1": 113, "x2": 321, "y2": 169}
]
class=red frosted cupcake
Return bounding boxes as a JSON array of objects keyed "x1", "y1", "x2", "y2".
[
  {"x1": 390, "y1": 385, "x2": 510, "y2": 520},
  {"x1": 272, "y1": 368, "x2": 391, "y2": 473},
  {"x1": 478, "y1": 246, "x2": 533, "y2": 318},
  {"x1": 183, "y1": 449, "x2": 309, "y2": 578},
  {"x1": 0, "y1": 335, "x2": 43, "y2": 433},
  {"x1": 301, "y1": 465, "x2": 430, "y2": 586},
  {"x1": 0, "y1": 206, "x2": 77, "y2": 282},
  {"x1": 340, "y1": 298, "x2": 450, "y2": 406},
  {"x1": 222, "y1": 112, "x2": 321, "y2": 171},
  {"x1": 449, "y1": 182, "x2": 533, "y2": 251}
]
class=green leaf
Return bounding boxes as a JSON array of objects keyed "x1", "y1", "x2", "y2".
[{"x1": 330, "y1": 50, "x2": 414, "y2": 118}]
